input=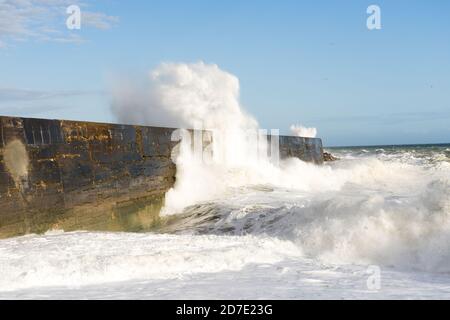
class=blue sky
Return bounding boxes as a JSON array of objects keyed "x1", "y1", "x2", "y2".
[{"x1": 0, "y1": 0, "x2": 449, "y2": 146}]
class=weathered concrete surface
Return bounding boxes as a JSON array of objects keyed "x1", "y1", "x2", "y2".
[
  {"x1": 0, "y1": 116, "x2": 323, "y2": 238},
  {"x1": 0, "y1": 116, "x2": 179, "y2": 238},
  {"x1": 279, "y1": 135, "x2": 324, "y2": 165}
]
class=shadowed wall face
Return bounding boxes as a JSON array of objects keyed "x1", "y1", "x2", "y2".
[{"x1": 0, "y1": 116, "x2": 323, "y2": 239}]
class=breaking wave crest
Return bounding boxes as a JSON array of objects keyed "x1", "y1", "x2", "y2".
[{"x1": 162, "y1": 154, "x2": 450, "y2": 273}]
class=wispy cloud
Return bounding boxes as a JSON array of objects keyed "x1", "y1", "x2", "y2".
[
  {"x1": 0, "y1": 87, "x2": 106, "y2": 117},
  {"x1": 0, "y1": 103, "x2": 76, "y2": 116},
  {"x1": 0, "y1": 0, "x2": 119, "y2": 47},
  {"x1": 0, "y1": 87, "x2": 104, "y2": 102},
  {"x1": 82, "y1": 11, "x2": 119, "y2": 30}
]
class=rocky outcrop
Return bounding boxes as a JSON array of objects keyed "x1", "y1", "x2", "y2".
[{"x1": 323, "y1": 152, "x2": 339, "y2": 162}]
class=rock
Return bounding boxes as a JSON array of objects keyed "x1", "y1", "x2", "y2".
[{"x1": 323, "y1": 152, "x2": 338, "y2": 162}]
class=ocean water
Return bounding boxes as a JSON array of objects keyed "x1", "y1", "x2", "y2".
[{"x1": 0, "y1": 144, "x2": 449, "y2": 299}]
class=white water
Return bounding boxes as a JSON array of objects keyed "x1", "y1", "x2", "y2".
[
  {"x1": 1, "y1": 152, "x2": 450, "y2": 299},
  {"x1": 1, "y1": 63, "x2": 450, "y2": 299},
  {"x1": 290, "y1": 124, "x2": 317, "y2": 138}
]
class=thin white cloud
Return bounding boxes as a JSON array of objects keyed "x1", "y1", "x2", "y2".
[
  {"x1": 82, "y1": 11, "x2": 119, "y2": 30},
  {"x1": 0, "y1": 0, "x2": 118, "y2": 47},
  {"x1": 0, "y1": 87, "x2": 104, "y2": 101},
  {"x1": 0, "y1": 104, "x2": 75, "y2": 116}
]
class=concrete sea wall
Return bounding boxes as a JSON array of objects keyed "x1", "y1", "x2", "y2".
[{"x1": 0, "y1": 116, "x2": 323, "y2": 238}]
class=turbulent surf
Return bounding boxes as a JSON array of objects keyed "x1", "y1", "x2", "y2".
[{"x1": 1, "y1": 63, "x2": 449, "y2": 299}]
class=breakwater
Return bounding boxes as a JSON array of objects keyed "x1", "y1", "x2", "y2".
[{"x1": 0, "y1": 116, "x2": 323, "y2": 238}]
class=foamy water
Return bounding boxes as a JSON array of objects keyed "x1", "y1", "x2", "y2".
[
  {"x1": 0, "y1": 145, "x2": 449, "y2": 299},
  {"x1": 1, "y1": 63, "x2": 449, "y2": 299}
]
